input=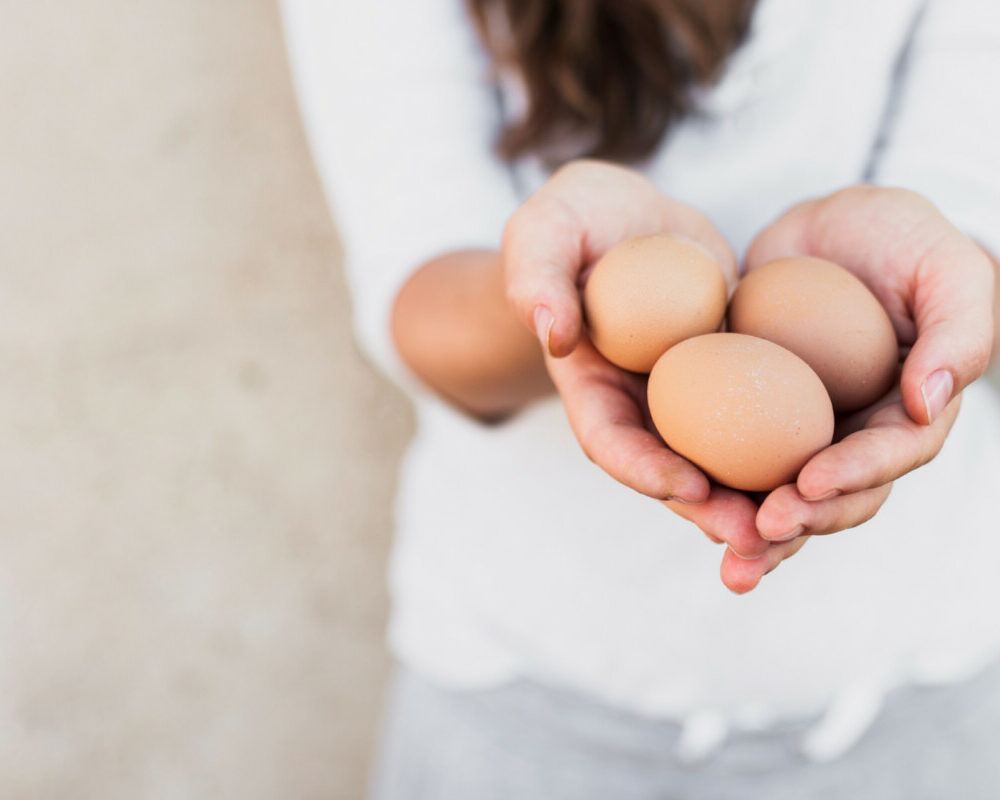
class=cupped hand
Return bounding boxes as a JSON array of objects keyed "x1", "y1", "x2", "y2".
[
  {"x1": 502, "y1": 160, "x2": 771, "y2": 558},
  {"x1": 507, "y1": 175, "x2": 995, "y2": 594},
  {"x1": 710, "y1": 185, "x2": 995, "y2": 592},
  {"x1": 503, "y1": 159, "x2": 738, "y2": 351}
]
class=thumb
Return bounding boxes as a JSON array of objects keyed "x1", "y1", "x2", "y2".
[
  {"x1": 899, "y1": 241, "x2": 995, "y2": 425},
  {"x1": 501, "y1": 198, "x2": 585, "y2": 358}
]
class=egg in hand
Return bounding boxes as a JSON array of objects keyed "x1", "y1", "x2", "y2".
[
  {"x1": 647, "y1": 333, "x2": 835, "y2": 492},
  {"x1": 583, "y1": 233, "x2": 728, "y2": 373},
  {"x1": 728, "y1": 256, "x2": 899, "y2": 413}
]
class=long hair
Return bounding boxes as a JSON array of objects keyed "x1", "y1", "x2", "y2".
[{"x1": 467, "y1": 0, "x2": 758, "y2": 165}]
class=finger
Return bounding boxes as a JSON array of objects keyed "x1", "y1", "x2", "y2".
[
  {"x1": 502, "y1": 197, "x2": 586, "y2": 357},
  {"x1": 578, "y1": 412, "x2": 709, "y2": 503},
  {"x1": 664, "y1": 486, "x2": 769, "y2": 559},
  {"x1": 793, "y1": 395, "x2": 960, "y2": 501},
  {"x1": 899, "y1": 237, "x2": 995, "y2": 424},
  {"x1": 720, "y1": 536, "x2": 810, "y2": 594},
  {"x1": 504, "y1": 161, "x2": 739, "y2": 356},
  {"x1": 756, "y1": 483, "x2": 892, "y2": 542},
  {"x1": 548, "y1": 346, "x2": 710, "y2": 502}
]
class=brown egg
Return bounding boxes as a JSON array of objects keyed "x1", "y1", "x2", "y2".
[
  {"x1": 583, "y1": 234, "x2": 728, "y2": 373},
  {"x1": 647, "y1": 333, "x2": 835, "y2": 492},
  {"x1": 728, "y1": 256, "x2": 898, "y2": 413}
]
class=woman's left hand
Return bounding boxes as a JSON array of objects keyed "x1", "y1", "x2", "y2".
[{"x1": 673, "y1": 185, "x2": 996, "y2": 593}]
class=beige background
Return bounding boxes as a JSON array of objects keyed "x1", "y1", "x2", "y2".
[
  {"x1": 2, "y1": 1, "x2": 411, "y2": 797},
  {"x1": 3, "y1": 2, "x2": 998, "y2": 798}
]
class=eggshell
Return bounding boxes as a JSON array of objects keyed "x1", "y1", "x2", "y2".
[
  {"x1": 727, "y1": 256, "x2": 898, "y2": 413},
  {"x1": 647, "y1": 333, "x2": 835, "y2": 492},
  {"x1": 583, "y1": 234, "x2": 728, "y2": 373}
]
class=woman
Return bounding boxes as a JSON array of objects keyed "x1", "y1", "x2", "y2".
[{"x1": 282, "y1": 0, "x2": 1000, "y2": 796}]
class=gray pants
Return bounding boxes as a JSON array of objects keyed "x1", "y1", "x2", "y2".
[{"x1": 369, "y1": 662, "x2": 1000, "y2": 799}]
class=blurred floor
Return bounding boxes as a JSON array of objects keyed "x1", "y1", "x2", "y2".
[
  {"x1": 1, "y1": 2, "x2": 998, "y2": 799},
  {"x1": 0, "y1": 1, "x2": 412, "y2": 797}
]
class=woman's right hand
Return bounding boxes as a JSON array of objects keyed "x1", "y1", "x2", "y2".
[{"x1": 502, "y1": 160, "x2": 772, "y2": 563}]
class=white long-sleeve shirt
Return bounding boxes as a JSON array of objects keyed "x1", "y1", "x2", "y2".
[{"x1": 281, "y1": 0, "x2": 1000, "y2": 761}]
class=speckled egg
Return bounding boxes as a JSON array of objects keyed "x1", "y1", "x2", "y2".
[
  {"x1": 647, "y1": 333, "x2": 835, "y2": 492},
  {"x1": 727, "y1": 256, "x2": 898, "y2": 413},
  {"x1": 583, "y1": 234, "x2": 728, "y2": 373}
]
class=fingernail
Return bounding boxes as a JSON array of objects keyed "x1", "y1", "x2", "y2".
[
  {"x1": 921, "y1": 369, "x2": 953, "y2": 424},
  {"x1": 762, "y1": 524, "x2": 804, "y2": 543},
  {"x1": 802, "y1": 489, "x2": 840, "y2": 502},
  {"x1": 533, "y1": 305, "x2": 554, "y2": 355}
]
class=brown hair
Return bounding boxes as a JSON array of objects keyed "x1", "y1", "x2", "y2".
[{"x1": 467, "y1": 0, "x2": 758, "y2": 165}]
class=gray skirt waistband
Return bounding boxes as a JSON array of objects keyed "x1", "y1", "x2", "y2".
[{"x1": 369, "y1": 661, "x2": 1000, "y2": 800}]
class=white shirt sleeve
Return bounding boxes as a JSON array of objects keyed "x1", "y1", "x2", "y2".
[
  {"x1": 870, "y1": 0, "x2": 1000, "y2": 259},
  {"x1": 279, "y1": 0, "x2": 521, "y2": 392}
]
